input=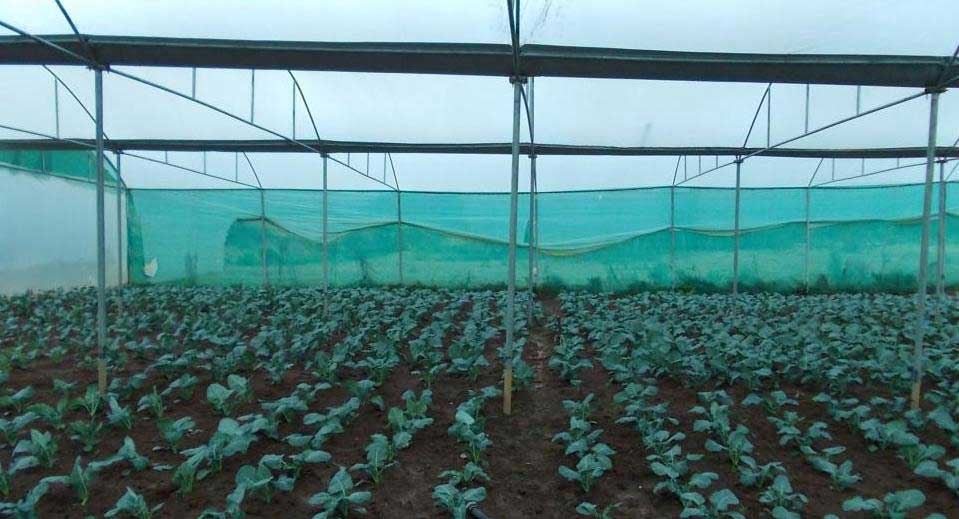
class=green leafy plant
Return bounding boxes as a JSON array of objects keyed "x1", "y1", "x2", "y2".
[
  {"x1": 76, "y1": 385, "x2": 102, "y2": 418},
  {"x1": 13, "y1": 429, "x2": 58, "y2": 468},
  {"x1": 137, "y1": 387, "x2": 164, "y2": 418},
  {"x1": 432, "y1": 482, "x2": 486, "y2": 519},
  {"x1": 308, "y1": 467, "x2": 371, "y2": 518},
  {"x1": 350, "y1": 434, "x2": 395, "y2": 484},
  {"x1": 68, "y1": 419, "x2": 103, "y2": 453},
  {"x1": 559, "y1": 449, "x2": 614, "y2": 493},
  {"x1": 841, "y1": 489, "x2": 925, "y2": 518},
  {"x1": 576, "y1": 502, "x2": 621, "y2": 518},
  {"x1": 0, "y1": 412, "x2": 38, "y2": 446},
  {"x1": 757, "y1": 475, "x2": 807, "y2": 518},
  {"x1": 678, "y1": 488, "x2": 745, "y2": 519},
  {"x1": 0, "y1": 481, "x2": 49, "y2": 519},
  {"x1": 40, "y1": 457, "x2": 98, "y2": 505},
  {"x1": 0, "y1": 387, "x2": 35, "y2": 413},
  {"x1": 105, "y1": 487, "x2": 161, "y2": 519},
  {"x1": 158, "y1": 416, "x2": 195, "y2": 453},
  {"x1": 107, "y1": 396, "x2": 135, "y2": 430}
]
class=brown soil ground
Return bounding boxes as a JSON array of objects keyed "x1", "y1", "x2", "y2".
[{"x1": 1, "y1": 292, "x2": 956, "y2": 518}]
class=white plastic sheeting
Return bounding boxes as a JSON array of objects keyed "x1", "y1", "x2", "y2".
[{"x1": 0, "y1": 165, "x2": 125, "y2": 294}]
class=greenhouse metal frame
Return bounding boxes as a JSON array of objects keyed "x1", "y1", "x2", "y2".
[{"x1": 1, "y1": 2, "x2": 958, "y2": 410}]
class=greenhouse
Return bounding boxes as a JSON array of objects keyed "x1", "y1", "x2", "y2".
[{"x1": 1, "y1": 2, "x2": 959, "y2": 518}]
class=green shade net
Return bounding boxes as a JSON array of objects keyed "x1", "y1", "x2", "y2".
[
  {"x1": 125, "y1": 182, "x2": 959, "y2": 293},
  {"x1": 0, "y1": 149, "x2": 120, "y2": 186}
]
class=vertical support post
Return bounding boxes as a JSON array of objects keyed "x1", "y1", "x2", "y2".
[
  {"x1": 259, "y1": 189, "x2": 269, "y2": 287},
  {"x1": 526, "y1": 76, "x2": 536, "y2": 325},
  {"x1": 94, "y1": 68, "x2": 107, "y2": 395},
  {"x1": 936, "y1": 160, "x2": 947, "y2": 299},
  {"x1": 250, "y1": 69, "x2": 255, "y2": 122},
  {"x1": 804, "y1": 187, "x2": 811, "y2": 292},
  {"x1": 292, "y1": 79, "x2": 296, "y2": 139},
  {"x1": 116, "y1": 153, "x2": 124, "y2": 287},
  {"x1": 733, "y1": 159, "x2": 742, "y2": 297},
  {"x1": 527, "y1": 154, "x2": 537, "y2": 324},
  {"x1": 804, "y1": 84, "x2": 810, "y2": 133},
  {"x1": 911, "y1": 90, "x2": 940, "y2": 410},
  {"x1": 54, "y1": 77, "x2": 60, "y2": 138},
  {"x1": 670, "y1": 184, "x2": 676, "y2": 290},
  {"x1": 191, "y1": 67, "x2": 197, "y2": 98},
  {"x1": 322, "y1": 155, "x2": 329, "y2": 294},
  {"x1": 397, "y1": 188, "x2": 404, "y2": 285},
  {"x1": 503, "y1": 78, "x2": 522, "y2": 416}
]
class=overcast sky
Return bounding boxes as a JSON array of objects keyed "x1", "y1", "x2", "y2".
[{"x1": 1, "y1": 0, "x2": 958, "y2": 190}]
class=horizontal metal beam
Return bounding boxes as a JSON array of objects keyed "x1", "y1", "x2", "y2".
[
  {"x1": 0, "y1": 34, "x2": 956, "y2": 87},
  {"x1": 1, "y1": 138, "x2": 957, "y2": 158}
]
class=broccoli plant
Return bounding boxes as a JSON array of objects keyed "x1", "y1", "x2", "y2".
[
  {"x1": 76, "y1": 385, "x2": 102, "y2": 418},
  {"x1": 39, "y1": 457, "x2": 99, "y2": 505},
  {"x1": 559, "y1": 448, "x2": 614, "y2": 493},
  {"x1": 757, "y1": 475, "x2": 807, "y2": 518},
  {"x1": 158, "y1": 416, "x2": 195, "y2": 453},
  {"x1": 261, "y1": 395, "x2": 308, "y2": 424},
  {"x1": 0, "y1": 481, "x2": 49, "y2": 519},
  {"x1": 679, "y1": 488, "x2": 745, "y2": 519},
  {"x1": 0, "y1": 387, "x2": 35, "y2": 413},
  {"x1": 308, "y1": 467, "x2": 371, "y2": 518},
  {"x1": 105, "y1": 488, "x2": 161, "y2": 519},
  {"x1": 576, "y1": 502, "x2": 621, "y2": 518},
  {"x1": 136, "y1": 387, "x2": 164, "y2": 418},
  {"x1": 439, "y1": 463, "x2": 491, "y2": 486},
  {"x1": 161, "y1": 374, "x2": 199, "y2": 400},
  {"x1": 68, "y1": 419, "x2": 103, "y2": 453},
  {"x1": 841, "y1": 489, "x2": 925, "y2": 518},
  {"x1": 107, "y1": 396, "x2": 135, "y2": 430},
  {"x1": 350, "y1": 434, "x2": 396, "y2": 484},
  {"x1": 914, "y1": 457, "x2": 959, "y2": 497},
  {"x1": 0, "y1": 412, "x2": 38, "y2": 446},
  {"x1": 28, "y1": 399, "x2": 72, "y2": 430},
  {"x1": 13, "y1": 429, "x2": 58, "y2": 468},
  {"x1": 432, "y1": 482, "x2": 486, "y2": 519},
  {"x1": 206, "y1": 375, "x2": 252, "y2": 416}
]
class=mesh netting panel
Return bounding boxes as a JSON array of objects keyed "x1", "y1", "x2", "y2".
[{"x1": 125, "y1": 182, "x2": 958, "y2": 293}]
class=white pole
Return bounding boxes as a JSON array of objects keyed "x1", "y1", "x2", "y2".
[
  {"x1": 504, "y1": 78, "x2": 522, "y2": 415},
  {"x1": 936, "y1": 160, "x2": 947, "y2": 298},
  {"x1": 116, "y1": 153, "x2": 123, "y2": 287},
  {"x1": 259, "y1": 189, "x2": 269, "y2": 286},
  {"x1": 94, "y1": 68, "x2": 107, "y2": 395},
  {"x1": 397, "y1": 189, "x2": 404, "y2": 285},
  {"x1": 733, "y1": 159, "x2": 742, "y2": 297},
  {"x1": 322, "y1": 155, "x2": 329, "y2": 293},
  {"x1": 670, "y1": 185, "x2": 676, "y2": 290},
  {"x1": 911, "y1": 91, "x2": 940, "y2": 410},
  {"x1": 804, "y1": 187, "x2": 811, "y2": 292}
]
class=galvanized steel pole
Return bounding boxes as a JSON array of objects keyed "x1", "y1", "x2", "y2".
[
  {"x1": 503, "y1": 78, "x2": 522, "y2": 415},
  {"x1": 936, "y1": 160, "x2": 947, "y2": 298},
  {"x1": 527, "y1": 76, "x2": 536, "y2": 325},
  {"x1": 116, "y1": 153, "x2": 123, "y2": 287},
  {"x1": 397, "y1": 189, "x2": 404, "y2": 285},
  {"x1": 322, "y1": 155, "x2": 329, "y2": 293},
  {"x1": 733, "y1": 159, "x2": 742, "y2": 297},
  {"x1": 911, "y1": 90, "x2": 940, "y2": 410},
  {"x1": 527, "y1": 155, "x2": 536, "y2": 324},
  {"x1": 670, "y1": 156, "x2": 681, "y2": 290},
  {"x1": 259, "y1": 189, "x2": 268, "y2": 286},
  {"x1": 804, "y1": 187, "x2": 811, "y2": 292},
  {"x1": 94, "y1": 68, "x2": 107, "y2": 395}
]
